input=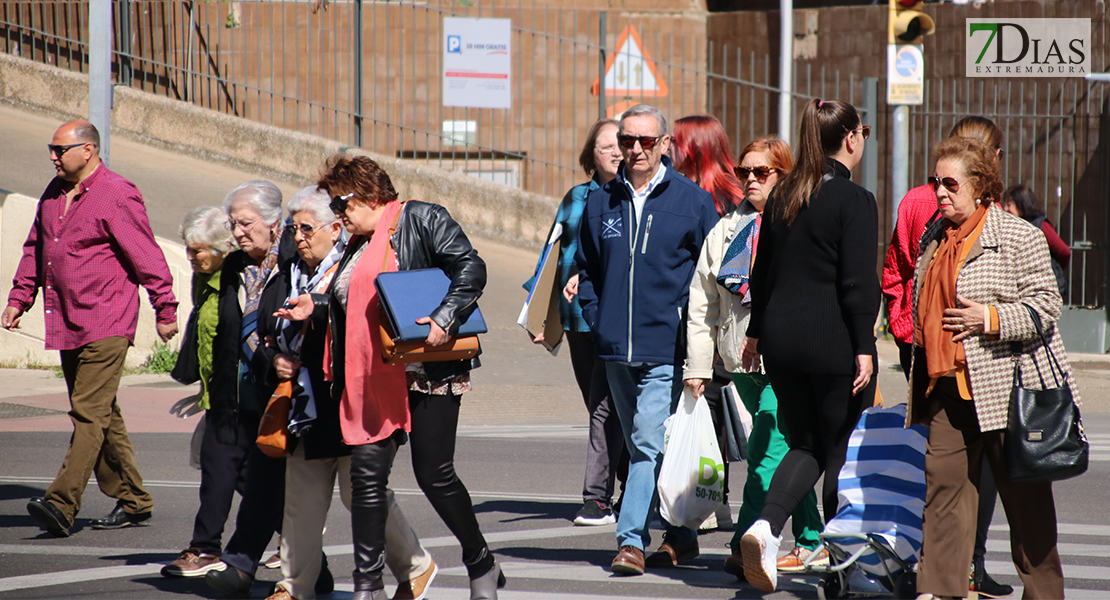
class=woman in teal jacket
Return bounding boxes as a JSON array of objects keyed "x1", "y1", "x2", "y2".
[{"x1": 524, "y1": 118, "x2": 625, "y2": 526}]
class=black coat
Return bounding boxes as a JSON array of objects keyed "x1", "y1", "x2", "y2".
[
  {"x1": 208, "y1": 229, "x2": 298, "y2": 445},
  {"x1": 746, "y1": 158, "x2": 880, "y2": 375},
  {"x1": 317, "y1": 201, "x2": 486, "y2": 407}
]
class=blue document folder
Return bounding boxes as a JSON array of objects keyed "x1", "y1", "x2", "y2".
[{"x1": 375, "y1": 268, "x2": 487, "y2": 342}]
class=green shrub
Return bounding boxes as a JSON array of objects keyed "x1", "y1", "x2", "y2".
[{"x1": 139, "y1": 342, "x2": 178, "y2": 374}]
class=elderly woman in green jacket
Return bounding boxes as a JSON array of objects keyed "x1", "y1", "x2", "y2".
[{"x1": 163, "y1": 206, "x2": 238, "y2": 577}]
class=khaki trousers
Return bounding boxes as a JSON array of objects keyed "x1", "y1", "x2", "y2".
[
  {"x1": 47, "y1": 336, "x2": 152, "y2": 523},
  {"x1": 278, "y1": 444, "x2": 431, "y2": 599},
  {"x1": 917, "y1": 379, "x2": 1064, "y2": 599}
]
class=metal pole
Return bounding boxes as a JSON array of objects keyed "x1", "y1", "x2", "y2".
[
  {"x1": 89, "y1": 0, "x2": 112, "y2": 167},
  {"x1": 778, "y1": 0, "x2": 793, "y2": 145},
  {"x1": 891, "y1": 104, "x2": 910, "y2": 222},
  {"x1": 863, "y1": 77, "x2": 878, "y2": 205},
  {"x1": 118, "y1": 0, "x2": 132, "y2": 87},
  {"x1": 354, "y1": 0, "x2": 363, "y2": 147},
  {"x1": 598, "y1": 11, "x2": 606, "y2": 120}
]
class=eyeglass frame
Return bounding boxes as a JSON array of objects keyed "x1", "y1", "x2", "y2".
[
  {"x1": 47, "y1": 142, "x2": 90, "y2": 158},
  {"x1": 734, "y1": 165, "x2": 779, "y2": 183},
  {"x1": 928, "y1": 175, "x2": 963, "y2": 195},
  {"x1": 854, "y1": 125, "x2": 872, "y2": 141},
  {"x1": 224, "y1": 217, "x2": 261, "y2": 232},
  {"x1": 617, "y1": 134, "x2": 665, "y2": 151}
]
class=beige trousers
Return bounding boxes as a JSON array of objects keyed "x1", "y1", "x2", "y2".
[{"x1": 278, "y1": 444, "x2": 432, "y2": 599}]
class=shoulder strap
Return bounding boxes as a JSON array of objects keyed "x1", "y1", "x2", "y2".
[{"x1": 381, "y1": 201, "x2": 407, "y2": 271}]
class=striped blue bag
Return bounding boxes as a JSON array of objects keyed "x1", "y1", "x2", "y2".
[{"x1": 822, "y1": 404, "x2": 929, "y2": 577}]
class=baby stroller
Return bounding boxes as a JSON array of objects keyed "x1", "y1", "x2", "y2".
[{"x1": 800, "y1": 404, "x2": 929, "y2": 600}]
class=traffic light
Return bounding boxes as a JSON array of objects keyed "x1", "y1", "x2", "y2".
[{"x1": 889, "y1": 0, "x2": 935, "y2": 45}]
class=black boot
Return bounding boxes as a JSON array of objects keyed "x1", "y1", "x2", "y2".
[
  {"x1": 315, "y1": 552, "x2": 334, "y2": 595},
  {"x1": 971, "y1": 556, "x2": 1014, "y2": 599},
  {"x1": 349, "y1": 440, "x2": 396, "y2": 597}
]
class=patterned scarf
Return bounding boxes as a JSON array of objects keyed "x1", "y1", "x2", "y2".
[
  {"x1": 240, "y1": 241, "x2": 280, "y2": 363},
  {"x1": 278, "y1": 242, "x2": 344, "y2": 435},
  {"x1": 716, "y1": 214, "x2": 761, "y2": 304}
]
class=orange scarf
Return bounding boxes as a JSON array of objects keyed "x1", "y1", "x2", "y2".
[
  {"x1": 916, "y1": 205, "x2": 987, "y2": 388},
  {"x1": 334, "y1": 201, "x2": 410, "y2": 445}
]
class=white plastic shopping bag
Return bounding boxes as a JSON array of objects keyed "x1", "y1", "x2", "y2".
[{"x1": 657, "y1": 389, "x2": 726, "y2": 529}]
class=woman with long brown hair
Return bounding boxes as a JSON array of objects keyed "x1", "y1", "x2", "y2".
[
  {"x1": 683, "y1": 135, "x2": 828, "y2": 580},
  {"x1": 738, "y1": 99, "x2": 880, "y2": 593}
]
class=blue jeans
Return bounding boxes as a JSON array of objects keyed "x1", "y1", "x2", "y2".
[{"x1": 605, "y1": 362, "x2": 697, "y2": 551}]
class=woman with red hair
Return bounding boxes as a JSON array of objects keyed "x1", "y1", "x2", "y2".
[
  {"x1": 668, "y1": 115, "x2": 744, "y2": 538},
  {"x1": 672, "y1": 115, "x2": 744, "y2": 217}
]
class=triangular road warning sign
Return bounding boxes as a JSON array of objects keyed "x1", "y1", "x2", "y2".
[{"x1": 590, "y1": 25, "x2": 669, "y2": 98}]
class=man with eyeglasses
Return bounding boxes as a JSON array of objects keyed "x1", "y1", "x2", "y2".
[
  {"x1": 3, "y1": 119, "x2": 179, "y2": 538},
  {"x1": 575, "y1": 104, "x2": 720, "y2": 576}
]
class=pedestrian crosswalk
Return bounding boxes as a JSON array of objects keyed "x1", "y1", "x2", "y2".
[
  {"x1": 2, "y1": 517, "x2": 1108, "y2": 598},
  {"x1": 1086, "y1": 432, "x2": 1110, "y2": 461}
]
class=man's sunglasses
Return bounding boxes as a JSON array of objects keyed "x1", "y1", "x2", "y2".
[
  {"x1": 330, "y1": 192, "x2": 355, "y2": 214},
  {"x1": 617, "y1": 134, "x2": 664, "y2": 151},
  {"x1": 928, "y1": 176, "x2": 962, "y2": 194},
  {"x1": 47, "y1": 142, "x2": 87, "y2": 157},
  {"x1": 735, "y1": 165, "x2": 778, "y2": 182}
]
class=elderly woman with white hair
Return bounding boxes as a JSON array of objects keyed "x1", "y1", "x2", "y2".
[
  {"x1": 199, "y1": 180, "x2": 319, "y2": 600},
  {"x1": 256, "y1": 187, "x2": 439, "y2": 600},
  {"x1": 162, "y1": 206, "x2": 239, "y2": 579}
]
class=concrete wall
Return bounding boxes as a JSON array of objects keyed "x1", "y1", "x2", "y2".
[
  {"x1": 0, "y1": 51, "x2": 564, "y2": 367},
  {"x1": 0, "y1": 52, "x2": 559, "y2": 249},
  {"x1": 0, "y1": 191, "x2": 193, "y2": 368}
]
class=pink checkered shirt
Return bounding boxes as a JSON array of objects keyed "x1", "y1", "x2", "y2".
[{"x1": 7, "y1": 164, "x2": 178, "y2": 351}]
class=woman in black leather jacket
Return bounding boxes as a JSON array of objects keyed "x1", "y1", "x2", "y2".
[{"x1": 279, "y1": 155, "x2": 500, "y2": 600}]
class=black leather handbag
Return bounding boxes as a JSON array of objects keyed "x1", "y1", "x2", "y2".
[{"x1": 1004, "y1": 304, "x2": 1088, "y2": 483}]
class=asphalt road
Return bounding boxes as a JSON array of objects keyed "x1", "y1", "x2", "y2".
[{"x1": 1, "y1": 103, "x2": 1109, "y2": 599}]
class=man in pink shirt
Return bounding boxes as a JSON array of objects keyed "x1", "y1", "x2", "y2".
[{"x1": 3, "y1": 120, "x2": 178, "y2": 537}]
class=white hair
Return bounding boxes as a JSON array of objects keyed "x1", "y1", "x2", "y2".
[
  {"x1": 286, "y1": 186, "x2": 337, "y2": 226},
  {"x1": 223, "y1": 179, "x2": 283, "y2": 225},
  {"x1": 620, "y1": 103, "x2": 668, "y2": 136},
  {"x1": 179, "y1": 206, "x2": 235, "y2": 255}
]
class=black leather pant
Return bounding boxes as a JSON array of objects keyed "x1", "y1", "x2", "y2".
[
  {"x1": 349, "y1": 437, "x2": 397, "y2": 593},
  {"x1": 409, "y1": 390, "x2": 493, "y2": 579}
]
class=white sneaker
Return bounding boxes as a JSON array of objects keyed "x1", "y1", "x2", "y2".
[{"x1": 739, "y1": 519, "x2": 782, "y2": 592}]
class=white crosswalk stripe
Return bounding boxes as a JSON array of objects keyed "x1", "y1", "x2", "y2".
[
  {"x1": 1085, "y1": 433, "x2": 1110, "y2": 461},
  {"x1": 1, "y1": 519, "x2": 1108, "y2": 598}
]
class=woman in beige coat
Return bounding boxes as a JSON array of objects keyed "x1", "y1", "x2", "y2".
[{"x1": 909, "y1": 136, "x2": 1079, "y2": 599}]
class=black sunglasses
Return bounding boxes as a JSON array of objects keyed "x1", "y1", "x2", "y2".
[
  {"x1": 288, "y1": 222, "x2": 322, "y2": 237},
  {"x1": 735, "y1": 165, "x2": 778, "y2": 182},
  {"x1": 928, "y1": 176, "x2": 961, "y2": 194},
  {"x1": 330, "y1": 192, "x2": 355, "y2": 214},
  {"x1": 617, "y1": 134, "x2": 664, "y2": 151},
  {"x1": 48, "y1": 142, "x2": 87, "y2": 157}
]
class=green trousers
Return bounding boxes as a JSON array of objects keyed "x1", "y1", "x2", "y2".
[{"x1": 729, "y1": 371, "x2": 823, "y2": 552}]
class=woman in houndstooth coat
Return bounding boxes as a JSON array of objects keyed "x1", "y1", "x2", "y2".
[{"x1": 907, "y1": 135, "x2": 1079, "y2": 599}]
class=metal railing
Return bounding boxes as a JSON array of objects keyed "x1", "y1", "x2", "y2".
[
  {"x1": 0, "y1": 0, "x2": 859, "y2": 198},
  {"x1": 1, "y1": 1, "x2": 1104, "y2": 305}
]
